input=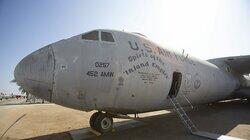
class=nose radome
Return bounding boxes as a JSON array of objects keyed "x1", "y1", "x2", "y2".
[{"x1": 14, "y1": 45, "x2": 55, "y2": 102}]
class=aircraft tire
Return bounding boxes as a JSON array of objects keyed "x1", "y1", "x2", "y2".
[
  {"x1": 95, "y1": 113, "x2": 113, "y2": 134},
  {"x1": 89, "y1": 112, "x2": 101, "y2": 130}
]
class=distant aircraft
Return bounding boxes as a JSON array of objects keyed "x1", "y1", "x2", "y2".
[
  {"x1": 14, "y1": 29, "x2": 250, "y2": 134},
  {"x1": 0, "y1": 93, "x2": 11, "y2": 100}
]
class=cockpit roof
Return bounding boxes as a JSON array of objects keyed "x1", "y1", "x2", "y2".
[{"x1": 86, "y1": 29, "x2": 146, "y2": 36}]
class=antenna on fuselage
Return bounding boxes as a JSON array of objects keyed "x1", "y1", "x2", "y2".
[{"x1": 182, "y1": 49, "x2": 189, "y2": 60}]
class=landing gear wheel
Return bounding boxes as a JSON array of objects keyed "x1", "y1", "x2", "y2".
[
  {"x1": 90, "y1": 112, "x2": 101, "y2": 130},
  {"x1": 95, "y1": 113, "x2": 113, "y2": 134}
]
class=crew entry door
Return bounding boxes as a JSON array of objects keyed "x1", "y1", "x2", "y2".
[{"x1": 168, "y1": 72, "x2": 182, "y2": 98}]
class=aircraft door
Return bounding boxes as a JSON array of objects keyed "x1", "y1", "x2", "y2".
[{"x1": 168, "y1": 72, "x2": 182, "y2": 98}]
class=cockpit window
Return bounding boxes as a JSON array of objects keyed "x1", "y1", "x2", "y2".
[
  {"x1": 82, "y1": 31, "x2": 98, "y2": 41},
  {"x1": 101, "y1": 32, "x2": 115, "y2": 42}
]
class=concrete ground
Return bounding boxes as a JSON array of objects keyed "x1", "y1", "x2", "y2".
[{"x1": 0, "y1": 99, "x2": 249, "y2": 140}]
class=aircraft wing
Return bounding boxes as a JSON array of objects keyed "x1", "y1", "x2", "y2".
[
  {"x1": 209, "y1": 55, "x2": 250, "y2": 98},
  {"x1": 208, "y1": 55, "x2": 250, "y2": 75}
]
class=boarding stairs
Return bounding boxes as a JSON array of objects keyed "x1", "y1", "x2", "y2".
[
  {"x1": 168, "y1": 95, "x2": 243, "y2": 140},
  {"x1": 168, "y1": 95, "x2": 197, "y2": 133}
]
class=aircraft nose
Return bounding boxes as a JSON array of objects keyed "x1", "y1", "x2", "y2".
[{"x1": 14, "y1": 45, "x2": 55, "y2": 102}]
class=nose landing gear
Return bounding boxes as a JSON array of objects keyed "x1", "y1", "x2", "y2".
[{"x1": 89, "y1": 112, "x2": 113, "y2": 134}]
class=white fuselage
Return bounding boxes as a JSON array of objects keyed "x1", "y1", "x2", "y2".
[{"x1": 15, "y1": 29, "x2": 239, "y2": 114}]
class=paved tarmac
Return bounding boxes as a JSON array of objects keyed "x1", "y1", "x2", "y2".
[{"x1": 0, "y1": 99, "x2": 249, "y2": 140}]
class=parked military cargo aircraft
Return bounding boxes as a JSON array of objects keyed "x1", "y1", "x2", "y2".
[{"x1": 14, "y1": 29, "x2": 250, "y2": 134}]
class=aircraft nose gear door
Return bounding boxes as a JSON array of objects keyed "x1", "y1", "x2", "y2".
[{"x1": 168, "y1": 72, "x2": 182, "y2": 98}]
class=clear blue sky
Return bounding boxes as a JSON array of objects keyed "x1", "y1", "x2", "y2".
[{"x1": 0, "y1": 0, "x2": 249, "y2": 95}]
